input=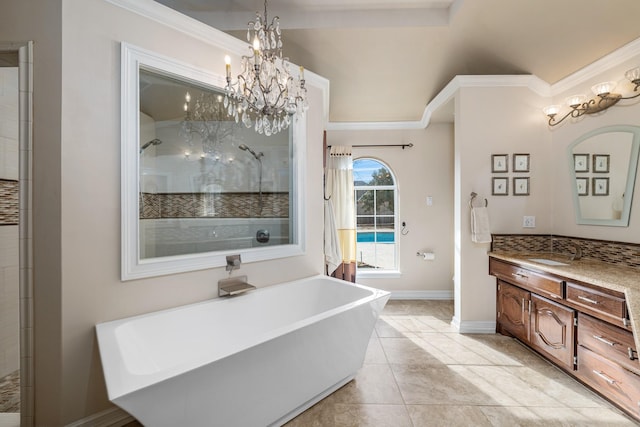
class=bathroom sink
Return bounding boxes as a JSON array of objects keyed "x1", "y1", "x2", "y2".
[{"x1": 528, "y1": 258, "x2": 569, "y2": 266}]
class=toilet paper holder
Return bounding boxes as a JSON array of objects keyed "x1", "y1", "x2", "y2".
[{"x1": 416, "y1": 251, "x2": 435, "y2": 260}]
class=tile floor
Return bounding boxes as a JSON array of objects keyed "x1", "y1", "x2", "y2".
[{"x1": 285, "y1": 300, "x2": 637, "y2": 426}]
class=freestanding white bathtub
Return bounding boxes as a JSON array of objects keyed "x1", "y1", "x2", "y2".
[{"x1": 96, "y1": 275, "x2": 390, "y2": 426}]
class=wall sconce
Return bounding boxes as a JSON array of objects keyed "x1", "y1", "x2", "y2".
[{"x1": 543, "y1": 67, "x2": 640, "y2": 126}]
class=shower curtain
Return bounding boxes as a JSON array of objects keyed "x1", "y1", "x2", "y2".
[{"x1": 325, "y1": 145, "x2": 357, "y2": 282}]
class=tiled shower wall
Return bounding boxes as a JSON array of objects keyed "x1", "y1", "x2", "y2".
[
  {"x1": 492, "y1": 234, "x2": 640, "y2": 269},
  {"x1": 0, "y1": 66, "x2": 19, "y2": 379}
]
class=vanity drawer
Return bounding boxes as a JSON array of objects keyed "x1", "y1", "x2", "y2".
[
  {"x1": 489, "y1": 258, "x2": 563, "y2": 299},
  {"x1": 566, "y1": 282, "x2": 626, "y2": 322},
  {"x1": 578, "y1": 313, "x2": 639, "y2": 374},
  {"x1": 577, "y1": 345, "x2": 640, "y2": 419}
]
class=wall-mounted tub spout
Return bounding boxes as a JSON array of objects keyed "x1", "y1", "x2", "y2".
[{"x1": 218, "y1": 275, "x2": 256, "y2": 297}]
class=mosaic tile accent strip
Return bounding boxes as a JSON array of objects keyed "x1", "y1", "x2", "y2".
[
  {"x1": 492, "y1": 234, "x2": 640, "y2": 269},
  {"x1": 140, "y1": 192, "x2": 289, "y2": 219},
  {"x1": 0, "y1": 179, "x2": 19, "y2": 225}
]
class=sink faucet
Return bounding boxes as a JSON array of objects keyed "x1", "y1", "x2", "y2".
[{"x1": 567, "y1": 241, "x2": 582, "y2": 261}]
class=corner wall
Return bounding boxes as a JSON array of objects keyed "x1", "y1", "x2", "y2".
[{"x1": 453, "y1": 85, "x2": 552, "y2": 329}]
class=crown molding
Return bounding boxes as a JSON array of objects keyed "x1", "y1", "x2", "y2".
[
  {"x1": 328, "y1": 74, "x2": 550, "y2": 131},
  {"x1": 104, "y1": 0, "x2": 247, "y2": 54},
  {"x1": 551, "y1": 37, "x2": 640, "y2": 96}
]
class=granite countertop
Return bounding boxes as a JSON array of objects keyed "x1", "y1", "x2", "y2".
[{"x1": 488, "y1": 251, "x2": 640, "y2": 352}]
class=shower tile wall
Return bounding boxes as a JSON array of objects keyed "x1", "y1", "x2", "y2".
[{"x1": 0, "y1": 66, "x2": 19, "y2": 379}]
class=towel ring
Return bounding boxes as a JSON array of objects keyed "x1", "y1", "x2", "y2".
[{"x1": 469, "y1": 192, "x2": 488, "y2": 208}]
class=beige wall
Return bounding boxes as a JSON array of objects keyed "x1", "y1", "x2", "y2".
[
  {"x1": 327, "y1": 126, "x2": 455, "y2": 293},
  {"x1": 453, "y1": 86, "x2": 553, "y2": 325}
]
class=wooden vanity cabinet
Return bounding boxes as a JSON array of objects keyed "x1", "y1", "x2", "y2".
[
  {"x1": 496, "y1": 278, "x2": 575, "y2": 370},
  {"x1": 491, "y1": 257, "x2": 640, "y2": 422},
  {"x1": 496, "y1": 280, "x2": 530, "y2": 342},
  {"x1": 529, "y1": 294, "x2": 575, "y2": 370}
]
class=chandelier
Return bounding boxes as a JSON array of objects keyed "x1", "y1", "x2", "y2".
[
  {"x1": 543, "y1": 67, "x2": 640, "y2": 126},
  {"x1": 179, "y1": 91, "x2": 237, "y2": 155},
  {"x1": 223, "y1": 0, "x2": 308, "y2": 136}
]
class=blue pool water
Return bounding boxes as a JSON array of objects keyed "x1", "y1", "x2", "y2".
[{"x1": 357, "y1": 232, "x2": 395, "y2": 243}]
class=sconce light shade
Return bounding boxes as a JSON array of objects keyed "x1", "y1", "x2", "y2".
[
  {"x1": 542, "y1": 105, "x2": 561, "y2": 117},
  {"x1": 565, "y1": 94, "x2": 587, "y2": 108},
  {"x1": 591, "y1": 81, "x2": 617, "y2": 97},
  {"x1": 626, "y1": 67, "x2": 640, "y2": 85}
]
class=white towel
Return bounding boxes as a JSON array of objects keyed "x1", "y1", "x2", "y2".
[
  {"x1": 324, "y1": 199, "x2": 342, "y2": 275},
  {"x1": 471, "y1": 206, "x2": 492, "y2": 243}
]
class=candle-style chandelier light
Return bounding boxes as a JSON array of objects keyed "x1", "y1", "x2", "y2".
[
  {"x1": 223, "y1": 0, "x2": 308, "y2": 136},
  {"x1": 543, "y1": 67, "x2": 640, "y2": 127}
]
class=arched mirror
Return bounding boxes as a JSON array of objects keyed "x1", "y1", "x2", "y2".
[
  {"x1": 121, "y1": 44, "x2": 306, "y2": 280},
  {"x1": 568, "y1": 125, "x2": 640, "y2": 226}
]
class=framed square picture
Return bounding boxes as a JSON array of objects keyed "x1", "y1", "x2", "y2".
[
  {"x1": 593, "y1": 154, "x2": 610, "y2": 173},
  {"x1": 573, "y1": 153, "x2": 589, "y2": 172},
  {"x1": 492, "y1": 177, "x2": 509, "y2": 195},
  {"x1": 492, "y1": 154, "x2": 508, "y2": 173},
  {"x1": 513, "y1": 153, "x2": 530, "y2": 172},
  {"x1": 593, "y1": 177, "x2": 609, "y2": 196},
  {"x1": 576, "y1": 177, "x2": 589, "y2": 196},
  {"x1": 513, "y1": 177, "x2": 530, "y2": 195}
]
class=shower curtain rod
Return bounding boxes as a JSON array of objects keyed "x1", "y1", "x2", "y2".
[{"x1": 327, "y1": 143, "x2": 414, "y2": 150}]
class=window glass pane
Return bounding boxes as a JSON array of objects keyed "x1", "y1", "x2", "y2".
[
  {"x1": 353, "y1": 159, "x2": 394, "y2": 186},
  {"x1": 357, "y1": 216, "x2": 374, "y2": 229},
  {"x1": 375, "y1": 190, "x2": 394, "y2": 215},
  {"x1": 356, "y1": 189, "x2": 375, "y2": 215},
  {"x1": 376, "y1": 217, "x2": 395, "y2": 229}
]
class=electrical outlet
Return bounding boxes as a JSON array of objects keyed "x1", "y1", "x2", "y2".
[
  {"x1": 426, "y1": 196, "x2": 433, "y2": 206},
  {"x1": 523, "y1": 216, "x2": 536, "y2": 228}
]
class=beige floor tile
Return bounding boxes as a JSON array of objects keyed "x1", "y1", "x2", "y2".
[
  {"x1": 363, "y1": 336, "x2": 388, "y2": 364},
  {"x1": 380, "y1": 337, "x2": 446, "y2": 365},
  {"x1": 334, "y1": 404, "x2": 413, "y2": 427},
  {"x1": 284, "y1": 395, "x2": 335, "y2": 427},
  {"x1": 332, "y1": 364, "x2": 404, "y2": 405},
  {"x1": 407, "y1": 404, "x2": 493, "y2": 427},
  {"x1": 375, "y1": 318, "x2": 409, "y2": 338},
  {"x1": 391, "y1": 364, "x2": 517, "y2": 406},
  {"x1": 479, "y1": 405, "x2": 638, "y2": 427}
]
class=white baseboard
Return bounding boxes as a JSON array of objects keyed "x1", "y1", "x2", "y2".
[
  {"x1": 65, "y1": 407, "x2": 134, "y2": 427},
  {"x1": 450, "y1": 316, "x2": 496, "y2": 334},
  {"x1": 389, "y1": 290, "x2": 453, "y2": 300}
]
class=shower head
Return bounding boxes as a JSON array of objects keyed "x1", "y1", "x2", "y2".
[
  {"x1": 140, "y1": 138, "x2": 162, "y2": 153},
  {"x1": 238, "y1": 144, "x2": 263, "y2": 160}
]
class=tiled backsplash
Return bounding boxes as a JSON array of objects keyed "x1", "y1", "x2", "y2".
[
  {"x1": 140, "y1": 192, "x2": 289, "y2": 219},
  {"x1": 492, "y1": 234, "x2": 640, "y2": 269},
  {"x1": 0, "y1": 180, "x2": 18, "y2": 225}
]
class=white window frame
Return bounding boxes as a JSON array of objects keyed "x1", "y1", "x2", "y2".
[{"x1": 353, "y1": 158, "x2": 400, "y2": 278}]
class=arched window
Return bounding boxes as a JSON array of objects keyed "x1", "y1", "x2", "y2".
[{"x1": 353, "y1": 158, "x2": 398, "y2": 272}]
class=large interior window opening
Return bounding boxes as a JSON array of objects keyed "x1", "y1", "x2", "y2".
[{"x1": 353, "y1": 158, "x2": 398, "y2": 272}]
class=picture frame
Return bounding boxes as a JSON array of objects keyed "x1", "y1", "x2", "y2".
[
  {"x1": 513, "y1": 177, "x2": 530, "y2": 195},
  {"x1": 492, "y1": 177, "x2": 509, "y2": 195},
  {"x1": 513, "y1": 153, "x2": 530, "y2": 172},
  {"x1": 592, "y1": 177, "x2": 609, "y2": 196},
  {"x1": 576, "y1": 177, "x2": 589, "y2": 196},
  {"x1": 491, "y1": 154, "x2": 508, "y2": 173},
  {"x1": 573, "y1": 153, "x2": 589, "y2": 172},
  {"x1": 592, "y1": 154, "x2": 610, "y2": 173}
]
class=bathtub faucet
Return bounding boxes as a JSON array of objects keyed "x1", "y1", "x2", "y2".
[{"x1": 218, "y1": 275, "x2": 256, "y2": 297}]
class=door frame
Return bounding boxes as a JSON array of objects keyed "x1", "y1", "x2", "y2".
[{"x1": 0, "y1": 41, "x2": 34, "y2": 427}]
